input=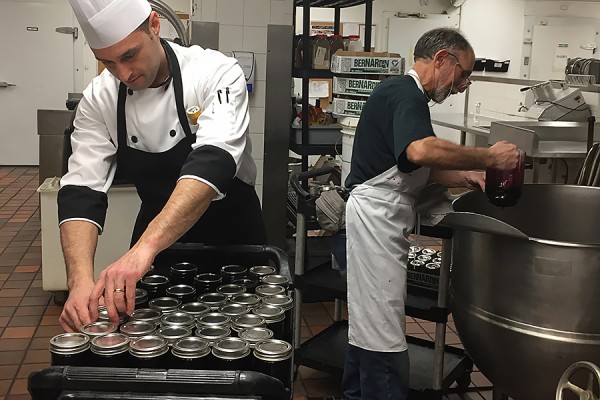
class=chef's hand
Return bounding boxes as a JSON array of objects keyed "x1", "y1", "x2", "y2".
[
  {"x1": 60, "y1": 281, "x2": 95, "y2": 332},
  {"x1": 88, "y1": 247, "x2": 153, "y2": 324},
  {"x1": 463, "y1": 171, "x2": 485, "y2": 191},
  {"x1": 488, "y1": 141, "x2": 520, "y2": 170}
]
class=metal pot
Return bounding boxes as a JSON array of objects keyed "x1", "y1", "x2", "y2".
[{"x1": 441, "y1": 184, "x2": 600, "y2": 400}]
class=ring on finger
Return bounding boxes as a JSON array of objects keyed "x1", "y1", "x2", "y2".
[{"x1": 114, "y1": 288, "x2": 125, "y2": 293}]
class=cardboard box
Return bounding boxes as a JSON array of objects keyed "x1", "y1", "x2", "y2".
[
  {"x1": 332, "y1": 77, "x2": 381, "y2": 97},
  {"x1": 331, "y1": 51, "x2": 404, "y2": 75},
  {"x1": 332, "y1": 98, "x2": 366, "y2": 117}
]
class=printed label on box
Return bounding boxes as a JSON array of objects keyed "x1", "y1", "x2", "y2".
[
  {"x1": 333, "y1": 98, "x2": 366, "y2": 117},
  {"x1": 333, "y1": 77, "x2": 381, "y2": 96},
  {"x1": 331, "y1": 51, "x2": 403, "y2": 75}
]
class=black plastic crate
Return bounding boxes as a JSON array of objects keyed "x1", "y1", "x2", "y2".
[
  {"x1": 484, "y1": 59, "x2": 510, "y2": 73},
  {"x1": 29, "y1": 244, "x2": 294, "y2": 400}
]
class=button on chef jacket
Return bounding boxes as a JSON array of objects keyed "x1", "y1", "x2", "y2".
[{"x1": 58, "y1": 42, "x2": 257, "y2": 237}]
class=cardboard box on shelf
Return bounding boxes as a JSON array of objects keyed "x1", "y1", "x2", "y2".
[
  {"x1": 331, "y1": 51, "x2": 404, "y2": 75},
  {"x1": 333, "y1": 77, "x2": 381, "y2": 97},
  {"x1": 332, "y1": 98, "x2": 366, "y2": 117}
]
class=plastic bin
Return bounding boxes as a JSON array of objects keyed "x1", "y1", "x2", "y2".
[
  {"x1": 28, "y1": 244, "x2": 294, "y2": 400},
  {"x1": 484, "y1": 59, "x2": 510, "y2": 73}
]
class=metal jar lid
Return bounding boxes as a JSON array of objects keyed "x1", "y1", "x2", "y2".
[
  {"x1": 217, "y1": 284, "x2": 246, "y2": 297},
  {"x1": 231, "y1": 314, "x2": 266, "y2": 332},
  {"x1": 180, "y1": 302, "x2": 210, "y2": 317},
  {"x1": 81, "y1": 321, "x2": 118, "y2": 337},
  {"x1": 194, "y1": 273, "x2": 222, "y2": 284},
  {"x1": 172, "y1": 337, "x2": 210, "y2": 359},
  {"x1": 135, "y1": 288, "x2": 148, "y2": 304},
  {"x1": 160, "y1": 312, "x2": 195, "y2": 329},
  {"x1": 249, "y1": 266, "x2": 276, "y2": 278},
  {"x1": 260, "y1": 275, "x2": 289, "y2": 288},
  {"x1": 49, "y1": 333, "x2": 90, "y2": 355},
  {"x1": 195, "y1": 326, "x2": 231, "y2": 343},
  {"x1": 171, "y1": 262, "x2": 197, "y2": 274},
  {"x1": 197, "y1": 292, "x2": 228, "y2": 309},
  {"x1": 425, "y1": 262, "x2": 441, "y2": 270},
  {"x1": 231, "y1": 293, "x2": 261, "y2": 308},
  {"x1": 261, "y1": 295, "x2": 293, "y2": 311},
  {"x1": 255, "y1": 285, "x2": 286, "y2": 298},
  {"x1": 212, "y1": 337, "x2": 250, "y2": 360},
  {"x1": 252, "y1": 305, "x2": 285, "y2": 323},
  {"x1": 129, "y1": 335, "x2": 169, "y2": 358},
  {"x1": 417, "y1": 254, "x2": 431, "y2": 262},
  {"x1": 253, "y1": 339, "x2": 293, "y2": 362},
  {"x1": 166, "y1": 285, "x2": 196, "y2": 298},
  {"x1": 220, "y1": 264, "x2": 247, "y2": 278},
  {"x1": 120, "y1": 320, "x2": 157, "y2": 337},
  {"x1": 130, "y1": 308, "x2": 163, "y2": 323},
  {"x1": 238, "y1": 327, "x2": 274, "y2": 347},
  {"x1": 90, "y1": 333, "x2": 130, "y2": 355},
  {"x1": 141, "y1": 274, "x2": 170, "y2": 287},
  {"x1": 97, "y1": 306, "x2": 128, "y2": 324},
  {"x1": 421, "y1": 248, "x2": 437, "y2": 256},
  {"x1": 218, "y1": 303, "x2": 250, "y2": 318},
  {"x1": 157, "y1": 326, "x2": 193, "y2": 345},
  {"x1": 196, "y1": 312, "x2": 231, "y2": 329},
  {"x1": 149, "y1": 297, "x2": 182, "y2": 313}
]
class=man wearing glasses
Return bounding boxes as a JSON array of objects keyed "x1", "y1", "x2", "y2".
[{"x1": 342, "y1": 28, "x2": 519, "y2": 399}]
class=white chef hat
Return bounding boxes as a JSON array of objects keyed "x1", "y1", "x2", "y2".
[{"x1": 69, "y1": 0, "x2": 152, "y2": 49}]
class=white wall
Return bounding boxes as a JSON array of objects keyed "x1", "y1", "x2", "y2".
[{"x1": 191, "y1": 0, "x2": 294, "y2": 202}]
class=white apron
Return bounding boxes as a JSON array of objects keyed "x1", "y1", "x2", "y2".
[{"x1": 346, "y1": 69, "x2": 431, "y2": 352}]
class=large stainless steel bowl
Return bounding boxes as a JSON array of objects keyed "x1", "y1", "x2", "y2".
[{"x1": 441, "y1": 184, "x2": 600, "y2": 400}]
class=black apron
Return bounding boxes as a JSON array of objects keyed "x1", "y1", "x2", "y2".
[{"x1": 116, "y1": 40, "x2": 266, "y2": 247}]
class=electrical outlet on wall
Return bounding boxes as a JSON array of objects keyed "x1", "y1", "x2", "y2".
[{"x1": 420, "y1": 0, "x2": 429, "y2": 6}]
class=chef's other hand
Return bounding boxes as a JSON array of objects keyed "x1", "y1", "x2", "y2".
[
  {"x1": 489, "y1": 141, "x2": 519, "y2": 170},
  {"x1": 464, "y1": 171, "x2": 485, "y2": 192},
  {"x1": 88, "y1": 249, "x2": 153, "y2": 324},
  {"x1": 60, "y1": 281, "x2": 95, "y2": 332}
]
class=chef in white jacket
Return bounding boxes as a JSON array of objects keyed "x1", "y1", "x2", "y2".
[{"x1": 58, "y1": 0, "x2": 265, "y2": 332}]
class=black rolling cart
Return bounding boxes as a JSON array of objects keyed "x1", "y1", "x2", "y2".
[
  {"x1": 290, "y1": 169, "x2": 473, "y2": 400},
  {"x1": 28, "y1": 244, "x2": 295, "y2": 400}
]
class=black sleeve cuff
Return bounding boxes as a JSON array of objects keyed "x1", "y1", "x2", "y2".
[
  {"x1": 180, "y1": 145, "x2": 237, "y2": 194},
  {"x1": 397, "y1": 150, "x2": 422, "y2": 173},
  {"x1": 58, "y1": 185, "x2": 108, "y2": 229}
]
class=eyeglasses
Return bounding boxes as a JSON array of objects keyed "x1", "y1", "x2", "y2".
[{"x1": 447, "y1": 52, "x2": 472, "y2": 89}]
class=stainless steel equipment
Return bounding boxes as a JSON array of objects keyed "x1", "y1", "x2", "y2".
[
  {"x1": 523, "y1": 81, "x2": 591, "y2": 122},
  {"x1": 441, "y1": 184, "x2": 600, "y2": 400}
]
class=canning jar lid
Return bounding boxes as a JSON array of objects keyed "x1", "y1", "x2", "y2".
[
  {"x1": 97, "y1": 307, "x2": 128, "y2": 324},
  {"x1": 231, "y1": 293, "x2": 261, "y2": 308},
  {"x1": 238, "y1": 327, "x2": 274, "y2": 347},
  {"x1": 160, "y1": 312, "x2": 195, "y2": 328},
  {"x1": 198, "y1": 292, "x2": 228, "y2": 307},
  {"x1": 135, "y1": 288, "x2": 148, "y2": 301},
  {"x1": 231, "y1": 314, "x2": 266, "y2": 331},
  {"x1": 129, "y1": 335, "x2": 169, "y2": 358},
  {"x1": 212, "y1": 337, "x2": 250, "y2": 360},
  {"x1": 91, "y1": 333, "x2": 130, "y2": 355},
  {"x1": 180, "y1": 302, "x2": 210, "y2": 316},
  {"x1": 253, "y1": 339, "x2": 293, "y2": 362},
  {"x1": 166, "y1": 285, "x2": 196, "y2": 297},
  {"x1": 249, "y1": 266, "x2": 276, "y2": 277},
  {"x1": 149, "y1": 297, "x2": 182, "y2": 312},
  {"x1": 171, "y1": 262, "x2": 197, "y2": 273},
  {"x1": 172, "y1": 337, "x2": 210, "y2": 358},
  {"x1": 261, "y1": 275, "x2": 289, "y2": 287},
  {"x1": 130, "y1": 308, "x2": 162, "y2": 322},
  {"x1": 217, "y1": 284, "x2": 245, "y2": 297},
  {"x1": 141, "y1": 275, "x2": 169, "y2": 285},
  {"x1": 261, "y1": 295, "x2": 293, "y2": 311},
  {"x1": 49, "y1": 333, "x2": 90, "y2": 355},
  {"x1": 221, "y1": 264, "x2": 247, "y2": 275},
  {"x1": 255, "y1": 285, "x2": 286, "y2": 297},
  {"x1": 195, "y1": 326, "x2": 231, "y2": 342},
  {"x1": 158, "y1": 326, "x2": 192, "y2": 345},
  {"x1": 252, "y1": 305, "x2": 285, "y2": 323},
  {"x1": 196, "y1": 312, "x2": 231, "y2": 328},
  {"x1": 120, "y1": 320, "x2": 157, "y2": 336},
  {"x1": 80, "y1": 321, "x2": 118, "y2": 337},
  {"x1": 219, "y1": 303, "x2": 250, "y2": 318}
]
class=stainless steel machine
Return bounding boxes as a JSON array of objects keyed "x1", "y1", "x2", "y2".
[
  {"x1": 523, "y1": 81, "x2": 591, "y2": 122},
  {"x1": 439, "y1": 184, "x2": 600, "y2": 400}
]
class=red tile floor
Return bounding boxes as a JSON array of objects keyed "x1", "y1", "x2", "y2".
[{"x1": 0, "y1": 167, "x2": 498, "y2": 399}]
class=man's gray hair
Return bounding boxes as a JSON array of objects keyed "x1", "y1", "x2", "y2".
[{"x1": 413, "y1": 28, "x2": 471, "y2": 62}]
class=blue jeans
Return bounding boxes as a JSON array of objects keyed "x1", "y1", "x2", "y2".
[{"x1": 341, "y1": 344, "x2": 410, "y2": 400}]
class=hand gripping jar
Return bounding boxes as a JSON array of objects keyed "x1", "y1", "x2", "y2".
[
  {"x1": 149, "y1": 297, "x2": 182, "y2": 314},
  {"x1": 171, "y1": 336, "x2": 211, "y2": 369},
  {"x1": 212, "y1": 337, "x2": 252, "y2": 370},
  {"x1": 129, "y1": 335, "x2": 170, "y2": 368},
  {"x1": 252, "y1": 339, "x2": 293, "y2": 385},
  {"x1": 252, "y1": 305, "x2": 285, "y2": 339},
  {"x1": 90, "y1": 333, "x2": 131, "y2": 367},
  {"x1": 49, "y1": 333, "x2": 90, "y2": 366},
  {"x1": 197, "y1": 292, "x2": 228, "y2": 311}
]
